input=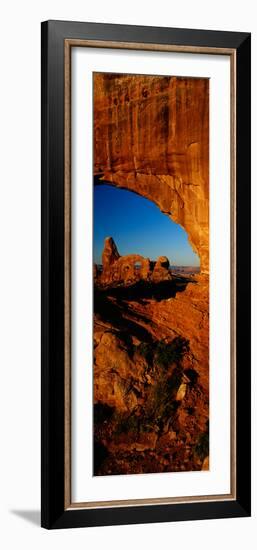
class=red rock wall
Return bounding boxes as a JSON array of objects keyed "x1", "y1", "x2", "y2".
[{"x1": 94, "y1": 73, "x2": 209, "y2": 273}]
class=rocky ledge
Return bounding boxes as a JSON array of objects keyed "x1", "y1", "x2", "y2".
[{"x1": 94, "y1": 241, "x2": 209, "y2": 475}]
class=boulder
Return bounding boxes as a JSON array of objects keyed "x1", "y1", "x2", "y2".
[{"x1": 152, "y1": 256, "x2": 172, "y2": 282}]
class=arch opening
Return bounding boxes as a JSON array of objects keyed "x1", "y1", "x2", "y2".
[
  {"x1": 94, "y1": 181, "x2": 200, "y2": 279},
  {"x1": 93, "y1": 72, "x2": 209, "y2": 274}
]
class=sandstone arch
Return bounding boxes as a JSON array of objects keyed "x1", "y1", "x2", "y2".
[
  {"x1": 98, "y1": 237, "x2": 171, "y2": 286},
  {"x1": 94, "y1": 73, "x2": 209, "y2": 273}
]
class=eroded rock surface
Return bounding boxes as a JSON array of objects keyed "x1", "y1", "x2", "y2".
[
  {"x1": 98, "y1": 237, "x2": 171, "y2": 285},
  {"x1": 94, "y1": 264, "x2": 209, "y2": 474},
  {"x1": 152, "y1": 255, "x2": 172, "y2": 282},
  {"x1": 94, "y1": 74, "x2": 209, "y2": 273}
]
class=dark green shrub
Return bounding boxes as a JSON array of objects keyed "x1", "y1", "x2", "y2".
[
  {"x1": 194, "y1": 430, "x2": 209, "y2": 460},
  {"x1": 137, "y1": 341, "x2": 154, "y2": 365},
  {"x1": 166, "y1": 366, "x2": 183, "y2": 394},
  {"x1": 155, "y1": 337, "x2": 189, "y2": 370},
  {"x1": 145, "y1": 368, "x2": 182, "y2": 424},
  {"x1": 185, "y1": 368, "x2": 199, "y2": 385},
  {"x1": 137, "y1": 336, "x2": 189, "y2": 371},
  {"x1": 94, "y1": 403, "x2": 114, "y2": 424},
  {"x1": 115, "y1": 413, "x2": 139, "y2": 435}
]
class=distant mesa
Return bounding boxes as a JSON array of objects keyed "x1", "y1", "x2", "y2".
[
  {"x1": 171, "y1": 265, "x2": 200, "y2": 275},
  {"x1": 94, "y1": 237, "x2": 172, "y2": 286}
]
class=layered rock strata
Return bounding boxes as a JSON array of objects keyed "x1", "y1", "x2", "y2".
[{"x1": 94, "y1": 74, "x2": 209, "y2": 273}]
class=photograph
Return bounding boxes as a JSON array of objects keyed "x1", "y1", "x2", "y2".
[
  {"x1": 40, "y1": 19, "x2": 251, "y2": 529},
  {"x1": 93, "y1": 72, "x2": 209, "y2": 476},
  {"x1": 0, "y1": 0, "x2": 253, "y2": 544}
]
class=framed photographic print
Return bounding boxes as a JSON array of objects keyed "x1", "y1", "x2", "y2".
[{"x1": 41, "y1": 20, "x2": 251, "y2": 529}]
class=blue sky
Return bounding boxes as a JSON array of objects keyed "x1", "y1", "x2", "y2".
[{"x1": 93, "y1": 184, "x2": 199, "y2": 267}]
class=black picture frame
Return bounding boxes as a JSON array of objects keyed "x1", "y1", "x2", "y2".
[{"x1": 41, "y1": 20, "x2": 251, "y2": 529}]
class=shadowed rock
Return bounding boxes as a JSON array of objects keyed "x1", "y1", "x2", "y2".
[{"x1": 152, "y1": 256, "x2": 172, "y2": 282}]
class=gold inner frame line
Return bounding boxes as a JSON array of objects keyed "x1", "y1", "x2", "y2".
[{"x1": 64, "y1": 38, "x2": 237, "y2": 510}]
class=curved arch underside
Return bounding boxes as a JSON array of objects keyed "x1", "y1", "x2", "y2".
[{"x1": 94, "y1": 74, "x2": 209, "y2": 274}]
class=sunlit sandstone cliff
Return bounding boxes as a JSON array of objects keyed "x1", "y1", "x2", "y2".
[
  {"x1": 93, "y1": 74, "x2": 209, "y2": 475},
  {"x1": 94, "y1": 73, "x2": 209, "y2": 273}
]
